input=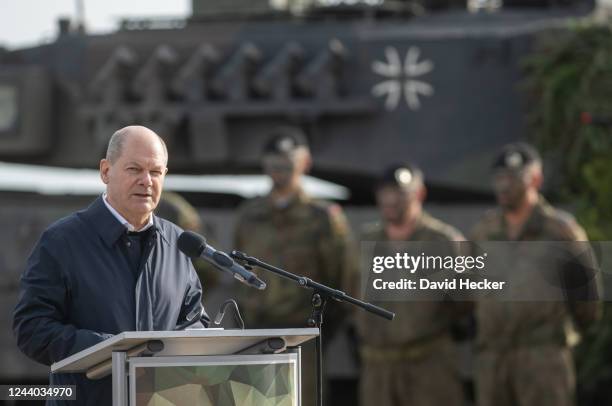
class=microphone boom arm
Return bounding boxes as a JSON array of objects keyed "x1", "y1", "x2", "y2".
[{"x1": 230, "y1": 250, "x2": 394, "y2": 321}]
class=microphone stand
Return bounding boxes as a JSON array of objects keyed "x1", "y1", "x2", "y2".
[{"x1": 230, "y1": 250, "x2": 395, "y2": 406}]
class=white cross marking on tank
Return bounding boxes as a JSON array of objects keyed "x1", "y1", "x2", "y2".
[{"x1": 371, "y1": 46, "x2": 434, "y2": 111}]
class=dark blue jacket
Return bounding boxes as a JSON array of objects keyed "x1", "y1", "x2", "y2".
[{"x1": 13, "y1": 196, "x2": 209, "y2": 405}]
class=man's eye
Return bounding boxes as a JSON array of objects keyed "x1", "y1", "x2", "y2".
[
  {"x1": 127, "y1": 167, "x2": 140, "y2": 173},
  {"x1": 151, "y1": 170, "x2": 163, "y2": 176}
]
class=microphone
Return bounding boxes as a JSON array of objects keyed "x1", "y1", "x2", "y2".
[{"x1": 177, "y1": 231, "x2": 266, "y2": 290}]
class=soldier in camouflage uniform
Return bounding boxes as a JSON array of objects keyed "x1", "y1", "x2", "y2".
[
  {"x1": 156, "y1": 191, "x2": 202, "y2": 233},
  {"x1": 356, "y1": 163, "x2": 465, "y2": 406},
  {"x1": 233, "y1": 126, "x2": 356, "y2": 405},
  {"x1": 471, "y1": 143, "x2": 602, "y2": 406},
  {"x1": 156, "y1": 191, "x2": 221, "y2": 288}
]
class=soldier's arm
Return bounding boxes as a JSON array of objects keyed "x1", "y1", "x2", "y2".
[
  {"x1": 555, "y1": 216, "x2": 603, "y2": 331},
  {"x1": 316, "y1": 203, "x2": 360, "y2": 335},
  {"x1": 562, "y1": 241, "x2": 602, "y2": 331},
  {"x1": 319, "y1": 203, "x2": 358, "y2": 293},
  {"x1": 440, "y1": 230, "x2": 476, "y2": 339}
]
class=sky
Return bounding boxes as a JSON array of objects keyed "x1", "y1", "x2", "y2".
[{"x1": 0, "y1": 0, "x2": 191, "y2": 50}]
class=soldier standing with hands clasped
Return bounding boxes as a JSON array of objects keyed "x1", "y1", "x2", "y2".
[
  {"x1": 233, "y1": 126, "x2": 356, "y2": 405},
  {"x1": 471, "y1": 143, "x2": 602, "y2": 406},
  {"x1": 355, "y1": 163, "x2": 465, "y2": 406}
]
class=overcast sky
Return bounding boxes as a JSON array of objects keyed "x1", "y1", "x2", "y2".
[{"x1": 0, "y1": 0, "x2": 190, "y2": 49}]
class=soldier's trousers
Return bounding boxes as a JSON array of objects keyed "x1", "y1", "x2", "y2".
[
  {"x1": 359, "y1": 339, "x2": 463, "y2": 406},
  {"x1": 476, "y1": 345, "x2": 575, "y2": 406}
]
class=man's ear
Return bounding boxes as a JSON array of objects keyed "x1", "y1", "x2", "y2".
[
  {"x1": 530, "y1": 167, "x2": 543, "y2": 190},
  {"x1": 302, "y1": 152, "x2": 313, "y2": 174},
  {"x1": 417, "y1": 185, "x2": 427, "y2": 203},
  {"x1": 100, "y1": 159, "x2": 110, "y2": 184}
]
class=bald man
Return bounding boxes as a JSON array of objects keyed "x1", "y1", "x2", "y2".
[{"x1": 13, "y1": 126, "x2": 209, "y2": 406}]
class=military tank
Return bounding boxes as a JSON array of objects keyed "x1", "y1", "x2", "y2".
[
  {"x1": 0, "y1": 0, "x2": 594, "y2": 391},
  {"x1": 0, "y1": 0, "x2": 594, "y2": 195}
]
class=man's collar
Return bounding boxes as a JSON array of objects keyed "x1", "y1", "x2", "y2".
[
  {"x1": 516, "y1": 195, "x2": 547, "y2": 236},
  {"x1": 499, "y1": 195, "x2": 545, "y2": 240},
  {"x1": 267, "y1": 187, "x2": 309, "y2": 210},
  {"x1": 81, "y1": 197, "x2": 130, "y2": 247},
  {"x1": 152, "y1": 215, "x2": 169, "y2": 244},
  {"x1": 81, "y1": 196, "x2": 165, "y2": 248},
  {"x1": 383, "y1": 210, "x2": 426, "y2": 241},
  {"x1": 102, "y1": 193, "x2": 154, "y2": 232}
]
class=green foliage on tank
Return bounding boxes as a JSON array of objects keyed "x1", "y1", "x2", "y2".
[{"x1": 524, "y1": 17, "x2": 612, "y2": 404}]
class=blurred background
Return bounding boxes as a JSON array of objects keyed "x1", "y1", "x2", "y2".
[{"x1": 2, "y1": 0, "x2": 612, "y2": 405}]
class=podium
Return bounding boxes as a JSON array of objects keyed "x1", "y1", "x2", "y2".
[{"x1": 51, "y1": 328, "x2": 319, "y2": 406}]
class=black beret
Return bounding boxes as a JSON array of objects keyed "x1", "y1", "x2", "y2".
[
  {"x1": 263, "y1": 127, "x2": 308, "y2": 156},
  {"x1": 492, "y1": 142, "x2": 541, "y2": 171},
  {"x1": 378, "y1": 163, "x2": 423, "y2": 190}
]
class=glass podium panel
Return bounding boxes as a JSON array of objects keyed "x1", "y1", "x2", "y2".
[{"x1": 129, "y1": 353, "x2": 299, "y2": 406}]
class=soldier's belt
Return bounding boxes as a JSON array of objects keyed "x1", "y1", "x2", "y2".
[
  {"x1": 476, "y1": 328, "x2": 568, "y2": 351},
  {"x1": 360, "y1": 334, "x2": 450, "y2": 362}
]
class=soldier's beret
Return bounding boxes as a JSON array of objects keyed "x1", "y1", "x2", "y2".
[
  {"x1": 492, "y1": 142, "x2": 541, "y2": 171},
  {"x1": 263, "y1": 127, "x2": 308, "y2": 156},
  {"x1": 378, "y1": 163, "x2": 423, "y2": 190}
]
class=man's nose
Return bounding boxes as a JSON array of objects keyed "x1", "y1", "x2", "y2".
[
  {"x1": 493, "y1": 179, "x2": 511, "y2": 192},
  {"x1": 139, "y1": 171, "x2": 153, "y2": 186}
]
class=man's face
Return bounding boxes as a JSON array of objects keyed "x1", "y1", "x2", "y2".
[
  {"x1": 376, "y1": 186, "x2": 415, "y2": 225},
  {"x1": 262, "y1": 153, "x2": 300, "y2": 190},
  {"x1": 492, "y1": 169, "x2": 529, "y2": 211},
  {"x1": 100, "y1": 134, "x2": 168, "y2": 224}
]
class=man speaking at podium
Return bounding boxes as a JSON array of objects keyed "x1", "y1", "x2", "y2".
[{"x1": 13, "y1": 126, "x2": 209, "y2": 405}]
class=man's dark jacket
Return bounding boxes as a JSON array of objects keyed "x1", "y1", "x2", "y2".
[{"x1": 13, "y1": 197, "x2": 209, "y2": 405}]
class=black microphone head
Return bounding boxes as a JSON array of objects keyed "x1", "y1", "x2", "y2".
[{"x1": 177, "y1": 231, "x2": 207, "y2": 258}]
